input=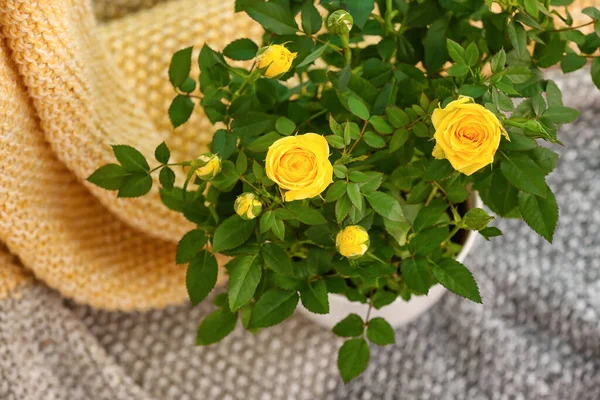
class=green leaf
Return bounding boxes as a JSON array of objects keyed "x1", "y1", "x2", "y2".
[
  {"x1": 112, "y1": 145, "x2": 150, "y2": 173},
  {"x1": 296, "y1": 43, "x2": 329, "y2": 68},
  {"x1": 408, "y1": 227, "x2": 447, "y2": 255},
  {"x1": 431, "y1": 258, "x2": 482, "y2": 303},
  {"x1": 260, "y1": 210, "x2": 275, "y2": 233},
  {"x1": 223, "y1": 38, "x2": 258, "y2": 61},
  {"x1": 524, "y1": 0, "x2": 539, "y2": 18},
  {"x1": 363, "y1": 131, "x2": 386, "y2": 148},
  {"x1": 228, "y1": 253, "x2": 263, "y2": 311},
  {"x1": 186, "y1": 251, "x2": 218, "y2": 306},
  {"x1": 287, "y1": 204, "x2": 328, "y2": 225},
  {"x1": 401, "y1": 257, "x2": 432, "y2": 294},
  {"x1": 246, "y1": 131, "x2": 281, "y2": 153},
  {"x1": 446, "y1": 39, "x2": 465, "y2": 63},
  {"x1": 461, "y1": 208, "x2": 494, "y2": 230},
  {"x1": 542, "y1": 106, "x2": 580, "y2": 124},
  {"x1": 211, "y1": 160, "x2": 240, "y2": 192},
  {"x1": 236, "y1": 150, "x2": 248, "y2": 175},
  {"x1": 244, "y1": 2, "x2": 298, "y2": 35},
  {"x1": 169, "y1": 46, "x2": 193, "y2": 87},
  {"x1": 346, "y1": 183, "x2": 363, "y2": 212},
  {"x1": 458, "y1": 84, "x2": 488, "y2": 98},
  {"x1": 347, "y1": 0, "x2": 375, "y2": 29},
  {"x1": 154, "y1": 142, "x2": 170, "y2": 164},
  {"x1": 168, "y1": 95, "x2": 194, "y2": 128},
  {"x1": 332, "y1": 314, "x2": 364, "y2": 337},
  {"x1": 529, "y1": 147, "x2": 559, "y2": 174},
  {"x1": 508, "y1": 21, "x2": 528, "y2": 60},
  {"x1": 491, "y1": 49, "x2": 506, "y2": 74},
  {"x1": 87, "y1": 164, "x2": 128, "y2": 190},
  {"x1": 196, "y1": 307, "x2": 237, "y2": 345},
  {"x1": 248, "y1": 289, "x2": 299, "y2": 328},
  {"x1": 117, "y1": 174, "x2": 152, "y2": 198},
  {"x1": 479, "y1": 226, "x2": 502, "y2": 240},
  {"x1": 275, "y1": 117, "x2": 296, "y2": 135},
  {"x1": 261, "y1": 243, "x2": 294, "y2": 277},
  {"x1": 338, "y1": 338, "x2": 370, "y2": 383},
  {"x1": 364, "y1": 192, "x2": 405, "y2": 222},
  {"x1": 212, "y1": 215, "x2": 257, "y2": 252},
  {"x1": 582, "y1": 6, "x2": 600, "y2": 20},
  {"x1": 389, "y1": 128, "x2": 410, "y2": 152},
  {"x1": 301, "y1": 2, "x2": 321, "y2": 35},
  {"x1": 326, "y1": 135, "x2": 345, "y2": 149},
  {"x1": 465, "y1": 43, "x2": 480, "y2": 66},
  {"x1": 446, "y1": 64, "x2": 469, "y2": 77},
  {"x1": 300, "y1": 279, "x2": 329, "y2": 314},
  {"x1": 336, "y1": 195, "x2": 352, "y2": 223},
  {"x1": 561, "y1": 53, "x2": 588, "y2": 73},
  {"x1": 372, "y1": 291, "x2": 397, "y2": 309},
  {"x1": 369, "y1": 116, "x2": 393, "y2": 134},
  {"x1": 271, "y1": 218, "x2": 285, "y2": 241},
  {"x1": 424, "y1": 159, "x2": 454, "y2": 181},
  {"x1": 347, "y1": 96, "x2": 370, "y2": 120},
  {"x1": 424, "y1": 19, "x2": 448, "y2": 73},
  {"x1": 384, "y1": 219, "x2": 411, "y2": 246},
  {"x1": 326, "y1": 180, "x2": 347, "y2": 202},
  {"x1": 413, "y1": 199, "x2": 448, "y2": 232},
  {"x1": 366, "y1": 318, "x2": 395, "y2": 346},
  {"x1": 500, "y1": 154, "x2": 547, "y2": 198},
  {"x1": 518, "y1": 189, "x2": 559, "y2": 242},
  {"x1": 592, "y1": 58, "x2": 600, "y2": 90},
  {"x1": 212, "y1": 129, "x2": 237, "y2": 160},
  {"x1": 385, "y1": 107, "x2": 409, "y2": 128},
  {"x1": 179, "y1": 77, "x2": 196, "y2": 93},
  {"x1": 176, "y1": 229, "x2": 207, "y2": 264}
]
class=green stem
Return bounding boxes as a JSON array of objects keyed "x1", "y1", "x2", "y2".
[
  {"x1": 340, "y1": 34, "x2": 352, "y2": 66},
  {"x1": 347, "y1": 120, "x2": 370, "y2": 154},
  {"x1": 549, "y1": 21, "x2": 594, "y2": 32}
]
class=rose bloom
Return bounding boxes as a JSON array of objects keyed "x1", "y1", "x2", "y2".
[
  {"x1": 265, "y1": 133, "x2": 333, "y2": 202},
  {"x1": 336, "y1": 225, "x2": 370, "y2": 259},
  {"x1": 432, "y1": 96, "x2": 509, "y2": 176},
  {"x1": 257, "y1": 44, "x2": 297, "y2": 78},
  {"x1": 234, "y1": 193, "x2": 262, "y2": 220},
  {"x1": 195, "y1": 153, "x2": 221, "y2": 180}
]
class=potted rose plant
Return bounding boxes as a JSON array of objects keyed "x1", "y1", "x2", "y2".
[{"x1": 87, "y1": 0, "x2": 600, "y2": 382}]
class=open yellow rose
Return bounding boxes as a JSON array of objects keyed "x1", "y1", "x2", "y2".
[
  {"x1": 265, "y1": 133, "x2": 333, "y2": 202},
  {"x1": 432, "y1": 96, "x2": 509, "y2": 176},
  {"x1": 336, "y1": 225, "x2": 370, "y2": 259},
  {"x1": 257, "y1": 44, "x2": 297, "y2": 78}
]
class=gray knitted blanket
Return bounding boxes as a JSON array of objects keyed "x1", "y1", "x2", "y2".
[{"x1": 1, "y1": 69, "x2": 599, "y2": 400}]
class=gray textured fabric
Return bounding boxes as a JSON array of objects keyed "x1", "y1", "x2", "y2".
[{"x1": 1, "y1": 69, "x2": 599, "y2": 400}]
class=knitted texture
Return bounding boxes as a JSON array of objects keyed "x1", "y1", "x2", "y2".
[
  {"x1": 94, "y1": 0, "x2": 169, "y2": 21},
  {"x1": 0, "y1": 0, "x2": 259, "y2": 309},
  {"x1": 0, "y1": 0, "x2": 260, "y2": 243}
]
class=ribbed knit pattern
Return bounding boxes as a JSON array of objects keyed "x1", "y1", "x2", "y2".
[{"x1": 0, "y1": 0, "x2": 256, "y2": 309}]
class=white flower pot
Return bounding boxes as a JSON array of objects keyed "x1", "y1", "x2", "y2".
[{"x1": 298, "y1": 194, "x2": 483, "y2": 329}]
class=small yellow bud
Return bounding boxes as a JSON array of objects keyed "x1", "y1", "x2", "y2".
[
  {"x1": 257, "y1": 44, "x2": 297, "y2": 78},
  {"x1": 234, "y1": 193, "x2": 263, "y2": 220},
  {"x1": 194, "y1": 153, "x2": 221, "y2": 180},
  {"x1": 327, "y1": 10, "x2": 354, "y2": 35},
  {"x1": 336, "y1": 225, "x2": 369, "y2": 259}
]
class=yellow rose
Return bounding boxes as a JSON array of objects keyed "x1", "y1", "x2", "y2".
[
  {"x1": 265, "y1": 133, "x2": 333, "y2": 202},
  {"x1": 234, "y1": 193, "x2": 263, "y2": 220},
  {"x1": 336, "y1": 225, "x2": 370, "y2": 259},
  {"x1": 432, "y1": 96, "x2": 509, "y2": 176},
  {"x1": 257, "y1": 44, "x2": 297, "y2": 78},
  {"x1": 195, "y1": 153, "x2": 221, "y2": 180}
]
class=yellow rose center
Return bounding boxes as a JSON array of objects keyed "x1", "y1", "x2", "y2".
[{"x1": 277, "y1": 149, "x2": 317, "y2": 184}]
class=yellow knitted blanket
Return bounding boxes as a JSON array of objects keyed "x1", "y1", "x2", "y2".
[
  {"x1": 0, "y1": 0, "x2": 595, "y2": 311},
  {"x1": 0, "y1": 0, "x2": 260, "y2": 310}
]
